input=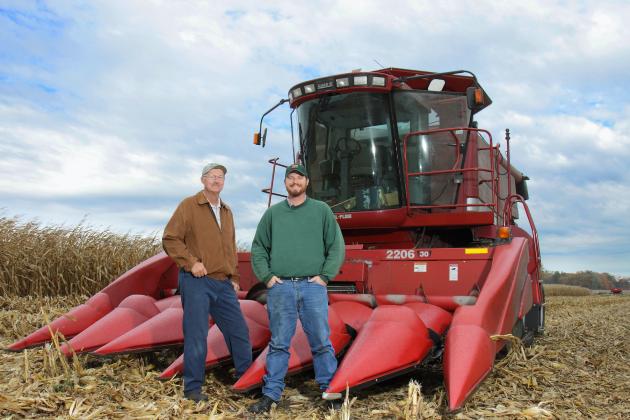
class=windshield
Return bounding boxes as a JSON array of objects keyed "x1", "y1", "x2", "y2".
[
  {"x1": 394, "y1": 91, "x2": 471, "y2": 206},
  {"x1": 297, "y1": 92, "x2": 400, "y2": 212}
]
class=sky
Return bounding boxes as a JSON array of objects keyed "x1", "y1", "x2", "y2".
[{"x1": 1, "y1": 0, "x2": 629, "y2": 276}]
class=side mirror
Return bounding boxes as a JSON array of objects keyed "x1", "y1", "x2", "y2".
[
  {"x1": 466, "y1": 86, "x2": 484, "y2": 111},
  {"x1": 253, "y1": 98, "x2": 289, "y2": 148},
  {"x1": 466, "y1": 86, "x2": 492, "y2": 112},
  {"x1": 516, "y1": 178, "x2": 529, "y2": 200},
  {"x1": 253, "y1": 128, "x2": 268, "y2": 147}
]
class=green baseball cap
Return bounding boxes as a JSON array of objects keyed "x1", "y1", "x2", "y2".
[
  {"x1": 285, "y1": 163, "x2": 308, "y2": 178},
  {"x1": 202, "y1": 163, "x2": 227, "y2": 176}
]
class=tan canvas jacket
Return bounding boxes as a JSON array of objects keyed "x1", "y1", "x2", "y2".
[{"x1": 162, "y1": 191, "x2": 240, "y2": 284}]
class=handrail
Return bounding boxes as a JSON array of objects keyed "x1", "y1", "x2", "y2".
[
  {"x1": 401, "y1": 127, "x2": 497, "y2": 215},
  {"x1": 503, "y1": 194, "x2": 541, "y2": 266},
  {"x1": 262, "y1": 158, "x2": 288, "y2": 207}
]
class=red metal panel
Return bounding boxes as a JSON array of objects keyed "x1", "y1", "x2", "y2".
[
  {"x1": 341, "y1": 248, "x2": 492, "y2": 309},
  {"x1": 100, "y1": 252, "x2": 176, "y2": 306},
  {"x1": 444, "y1": 238, "x2": 531, "y2": 410},
  {"x1": 232, "y1": 306, "x2": 351, "y2": 392},
  {"x1": 157, "y1": 262, "x2": 179, "y2": 291},
  {"x1": 160, "y1": 301, "x2": 270, "y2": 379},
  {"x1": 328, "y1": 294, "x2": 376, "y2": 308},
  {"x1": 336, "y1": 208, "x2": 408, "y2": 229},
  {"x1": 326, "y1": 305, "x2": 432, "y2": 393},
  {"x1": 444, "y1": 325, "x2": 495, "y2": 411},
  {"x1": 335, "y1": 261, "x2": 368, "y2": 292},
  {"x1": 237, "y1": 252, "x2": 259, "y2": 291},
  {"x1": 375, "y1": 295, "x2": 426, "y2": 305},
  {"x1": 497, "y1": 252, "x2": 530, "y2": 336},
  {"x1": 383, "y1": 260, "x2": 487, "y2": 297},
  {"x1": 7, "y1": 292, "x2": 113, "y2": 351},
  {"x1": 405, "y1": 302, "x2": 453, "y2": 334},
  {"x1": 375, "y1": 68, "x2": 477, "y2": 92},
  {"x1": 60, "y1": 294, "x2": 160, "y2": 356},
  {"x1": 401, "y1": 211, "x2": 494, "y2": 227},
  {"x1": 329, "y1": 301, "x2": 373, "y2": 332},
  {"x1": 335, "y1": 206, "x2": 495, "y2": 231},
  {"x1": 154, "y1": 295, "x2": 181, "y2": 311},
  {"x1": 336, "y1": 262, "x2": 368, "y2": 281},
  {"x1": 518, "y1": 274, "x2": 534, "y2": 320},
  {"x1": 342, "y1": 229, "x2": 414, "y2": 248},
  {"x1": 94, "y1": 306, "x2": 186, "y2": 355}
]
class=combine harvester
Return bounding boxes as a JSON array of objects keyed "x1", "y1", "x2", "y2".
[{"x1": 9, "y1": 68, "x2": 543, "y2": 411}]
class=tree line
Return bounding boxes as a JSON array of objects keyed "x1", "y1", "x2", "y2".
[{"x1": 541, "y1": 270, "x2": 629, "y2": 290}]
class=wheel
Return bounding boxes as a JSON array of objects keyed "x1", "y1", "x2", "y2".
[
  {"x1": 245, "y1": 282, "x2": 268, "y2": 304},
  {"x1": 524, "y1": 303, "x2": 545, "y2": 335}
]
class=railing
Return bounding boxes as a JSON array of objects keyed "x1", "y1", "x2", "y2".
[
  {"x1": 261, "y1": 157, "x2": 288, "y2": 208},
  {"x1": 402, "y1": 127, "x2": 498, "y2": 216},
  {"x1": 503, "y1": 194, "x2": 541, "y2": 266}
]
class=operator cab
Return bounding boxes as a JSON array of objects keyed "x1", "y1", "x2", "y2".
[
  {"x1": 297, "y1": 89, "x2": 471, "y2": 212},
  {"x1": 254, "y1": 68, "x2": 526, "y2": 242}
]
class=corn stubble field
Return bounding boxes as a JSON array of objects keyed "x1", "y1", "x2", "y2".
[{"x1": 1, "y1": 217, "x2": 629, "y2": 419}]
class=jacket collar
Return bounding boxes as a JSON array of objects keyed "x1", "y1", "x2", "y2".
[{"x1": 195, "y1": 190, "x2": 230, "y2": 210}]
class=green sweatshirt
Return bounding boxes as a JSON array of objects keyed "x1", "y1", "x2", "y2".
[{"x1": 251, "y1": 197, "x2": 345, "y2": 285}]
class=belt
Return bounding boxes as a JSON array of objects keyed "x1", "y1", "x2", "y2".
[{"x1": 283, "y1": 276, "x2": 315, "y2": 281}]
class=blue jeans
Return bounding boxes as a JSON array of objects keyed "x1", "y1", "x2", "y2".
[
  {"x1": 179, "y1": 270, "x2": 252, "y2": 394},
  {"x1": 262, "y1": 278, "x2": 337, "y2": 401}
]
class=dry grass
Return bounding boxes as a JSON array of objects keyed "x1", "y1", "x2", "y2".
[
  {"x1": 543, "y1": 284, "x2": 592, "y2": 296},
  {"x1": 0, "y1": 215, "x2": 161, "y2": 297},
  {"x1": 2, "y1": 294, "x2": 629, "y2": 419}
]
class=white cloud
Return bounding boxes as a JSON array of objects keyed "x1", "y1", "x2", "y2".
[{"x1": 2, "y1": 0, "x2": 630, "y2": 275}]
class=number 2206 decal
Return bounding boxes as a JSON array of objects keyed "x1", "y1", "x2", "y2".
[{"x1": 385, "y1": 249, "x2": 431, "y2": 259}]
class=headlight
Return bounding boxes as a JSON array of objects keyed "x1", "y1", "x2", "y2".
[{"x1": 353, "y1": 75, "x2": 368, "y2": 85}]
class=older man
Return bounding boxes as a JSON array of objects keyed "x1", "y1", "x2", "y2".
[
  {"x1": 249, "y1": 163, "x2": 345, "y2": 413},
  {"x1": 163, "y1": 163, "x2": 252, "y2": 402}
]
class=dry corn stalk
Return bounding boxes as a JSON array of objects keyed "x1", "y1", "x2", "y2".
[
  {"x1": 404, "y1": 380, "x2": 423, "y2": 419},
  {"x1": 339, "y1": 385, "x2": 354, "y2": 420},
  {"x1": 43, "y1": 309, "x2": 71, "y2": 377},
  {"x1": 1, "y1": 293, "x2": 628, "y2": 419},
  {"x1": 22, "y1": 349, "x2": 29, "y2": 383},
  {"x1": 0, "y1": 215, "x2": 161, "y2": 297},
  {"x1": 491, "y1": 333, "x2": 528, "y2": 367}
]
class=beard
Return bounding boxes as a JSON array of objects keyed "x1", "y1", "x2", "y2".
[{"x1": 286, "y1": 183, "x2": 307, "y2": 197}]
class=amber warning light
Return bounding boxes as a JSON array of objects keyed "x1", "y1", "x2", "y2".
[
  {"x1": 498, "y1": 226, "x2": 511, "y2": 239},
  {"x1": 253, "y1": 128, "x2": 267, "y2": 147},
  {"x1": 466, "y1": 86, "x2": 490, "y2": 112},
  {"x1": 474, "y1": 88, "x2": 484, "y2": 105}
]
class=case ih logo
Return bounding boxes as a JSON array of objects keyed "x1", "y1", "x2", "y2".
[{"x1": 316, "y1": 80, "x2": 334, "y2": 90}]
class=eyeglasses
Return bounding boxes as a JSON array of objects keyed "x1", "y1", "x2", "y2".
[{"x1": 204, "y1": 175, "x2": 225, "y2": 181}]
